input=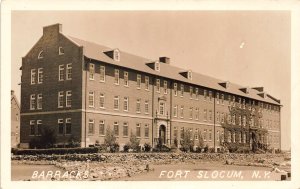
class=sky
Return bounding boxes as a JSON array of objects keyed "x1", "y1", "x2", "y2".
[{"x1": 11, "y1": 11, "x2": 291, "y2": 150}]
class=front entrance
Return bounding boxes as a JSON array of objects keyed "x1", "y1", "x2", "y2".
[{"x1": 159, "y1": 125, "x2": 166, "y2": 144}]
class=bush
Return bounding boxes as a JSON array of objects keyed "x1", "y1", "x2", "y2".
[
  {"x1": 204, "y1": 145, "x2": 209, "y2": 153},
  {"x1": 144, "y1": 143, "x2": 152, "y2": 152},
  {"x1": 129, "y1": 132, "x2": 140, "y2": 152},
  {"x1": 123, "y1": 144, "x2": 130, "y2": 152},
  {"x1": 104, "y1": 126, "x2": 119, "y2": 152},
  {"x1": 180, "y1": 130, "x2": 194, "y2": 152},
  {"x1": 236, "y1": 146, "x2": 250, "y2": 153},
  {"x1": 11, "y1": 147, "x2": 100, "y2": 155},
  {"x1": 153, "y1": 145, "x2": 171, "y2": 152}
]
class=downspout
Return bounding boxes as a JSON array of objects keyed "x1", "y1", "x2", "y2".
[
  {"x1": 213, "y1": 91, "x2": 216, "y2": 151},
  {"x1": 151, "y1": 76, "x2": 155, "y2": 147},
  {"x1": 169, "y1": 80, "x2": 173, "y2": 147},
  {"x1": 84, "y1": 58, "x2": 89, "y2": 147}
]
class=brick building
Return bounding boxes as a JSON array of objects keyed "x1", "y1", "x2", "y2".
[
  {"x1": 11, "y1": 90, "x2": 20, "y2": 148},
  {"x1": 20, "y1": 24, "x2": 282, "y2": 150}
]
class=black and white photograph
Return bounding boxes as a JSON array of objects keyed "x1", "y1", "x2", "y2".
[{"x1": 1, "y1": 1, "x2": 300, "y2": 189}]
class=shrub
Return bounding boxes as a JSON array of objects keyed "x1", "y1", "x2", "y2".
[
  {"x1": 11, "y1": 147, "x2": 100, "y2": 155},
  {"x1": 203, "y1": 144, "x2": 209, "y2": 153},
  {"x1": 180, "y1": 130, "x2": 194, "y2": 152},
  {"x1": 153, "y1": 145, "x2": 171, "y2": 152},
  {"x1": 144, "y1": 143, "x2": 152, "y2": 152},
  {"x1": 104, "y1": 126, "x2": 119, "y2": 152},
  {"x1": 123, "y1": 144, "x2": 130, "y2": 152},
  {"x1": 129, "y1": 132, "x2": 140, "y2": 152}
]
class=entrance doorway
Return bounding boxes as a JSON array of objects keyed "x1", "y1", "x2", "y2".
[{"x1": 159, "y1": 125, "x2": 166, "y2": 144}]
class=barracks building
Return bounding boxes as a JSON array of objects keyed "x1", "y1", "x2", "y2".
[{"x1": 19, "y1": 24, "x2": 282, "y2": 150}]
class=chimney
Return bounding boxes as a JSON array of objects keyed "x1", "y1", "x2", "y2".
[
  {"x1": 43, "y1": 23, "x2": 62, "y2": 35},
  {"x1": 159, "y1": 57, "x2": 170, "y2": 64}
]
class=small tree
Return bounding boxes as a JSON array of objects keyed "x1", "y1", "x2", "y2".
[
  {"x1": 180, "y1": 130, "x2": 194, "y2": 152},
  {"x1": 198, "y1": 133, "x2": 205, "y2": 150},
  {"x1": 104, "y1": 126, "x2": 118, "y2": 152},
  {"x1": 129, "y1": 132, "x2": 140, "y2": 152},
  {"x1": 40, "y1": 127, "x2": 56, "y2": 148}
]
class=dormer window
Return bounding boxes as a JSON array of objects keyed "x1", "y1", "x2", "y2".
[
  {"x1": 155, "y1": 61, "x2": 160, "y2": 71},
  {"x1": 113, "y1": 49, "x2": 120, "y2": 61},
  {"x1": 219, "y1": 81, "x2": 230, "y2": 89},
  {"x1": 59, "y1": 47, "x2": 64, "y2": 55},
  {"x1": 187, "y1": 70, "x2": 192, "y2": 80},
  {"x1": 38, "y1": 50, "x2": 44, "y2": 59}
]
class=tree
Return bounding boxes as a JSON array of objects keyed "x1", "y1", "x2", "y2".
[
  {"x1": 104, "y1": 126, "x2": 119, "y2": 152},
  {"x1": 198, "y1": 133, "x2": 205, "y2": 149},
  {"x1": 129, "y1": 131, "x2": 140, "y2": 152},
  {"x1": 180, "y1": 130, "x2": 194, "y2": 152}
]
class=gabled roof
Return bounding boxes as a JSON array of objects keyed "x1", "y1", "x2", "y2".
[{"x1": 66, "y1": 35, "x2": 281, "y2": 106}]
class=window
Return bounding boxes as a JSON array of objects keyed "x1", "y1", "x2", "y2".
[
  {"x1": 228, "y1": 131, "x2": 231, "y2": 143},
  {"x1": 155, "y1": 62, "x2": 160, "y2": 71},
  {"x1": 136, "y1": 123, "x2": 141, "y2": 137},
  {"x1": 209, "y1": 130, "x2": 212, "y2": 141},
  {"x1": 239, "y1": 132, "x2": 242, "y2": 143},
  {"x1": 173, "y1": 127, "x2": 178, "y2": 139},
  {"x1": 58, "y1": 92, "x2": 64, "y2": 108},
  {"x1": 89, "y1": 92, "x2": 94, "y2": 108},
  {"x1": 156, "y1": 79, "x2": 160, "y2": 92},
  {"x1": 65, "y1": 91, "x2": 72, "y2": 107},
  {"x1": 99, "y1": 93, "x2": 105, "y2": 108},
  {"x1": 209, "y1": 110, "x2": 212, "y2": 122},
  {"x1": 232, "y1": 96, "x2": 236, "y2": 107},
  {"x1": 114, "y1": 122, "x2": 119, "y2": 136},
  {"x1": 30, "y1": 120, "x2": 35, "y2": 135},
  {"x1": 195, "y1": 88, "x2": 199, "y2": 100},
  {"x1": 37, "y1": 94, "x2": 42, "y2": 109},
  {"x1": 173, "y1": 105, "x2": 178, "y2": 117},
  {"x1": 180, "y1": 128, "x2": 184, "y2": 139},
  {"x1": 124, "y1": 97, "x2": 129, "y2": 111},
  {"x1": 242, "y1": 99, "x2": 246, "y2": 109},
  {"x1": 204, "y1": 90, "x2": 207, "y2": 101},
  {"x1": 59, "y1": 47, "x2": 64, "y2": 55},
  {"x1": 209, "y1": 91, "x2": 212, "y2": 102},
  {"x1": 89, "y1": 63, "x2": 95, "y2": 80},
  {"x1": 189, "y1": 86, "x2": 193, "y2": 99},
  {"x1": 227, "y1": 114, "x2": 231, "y2": 124},
  {"x1": 30, "y1": 94, "x2": 36, "y2": 110},
  {"x1": 59, "y1": 65, "x2": 64, "y2": 81},
  {"x1": 38, "y1": 50, "x2": 44, "y2": 59},
  {"x1": 66, "y1": 118, "x2": 71, "y2": 134},
  {"x1": 114, "y1": 96, "x2": 119, "y2": 110},
  {"x1": 232, "y1": 132, "x2": 236, "y2": 143},
  {"x1": 100, "y1": 66, "x2": 105, "y2": 82},
  {"x1": 145, "y1": 100, "x2": 149, "y2": 114},
  {"x1": 238, "y1": 97, "x2": 242, "y2": 108},
  {"x1": 66, "y1": 63, "x2": 72, "y2": 80},
  {"x1": 114, "y1": 69, "x2": 119, "y2": 85},
  {"x1": 180, "y1": 84, "x2": 184, "y2": 97},
  {"x1": 31, "y1": 69, "x2": 36, "y2": 84},
  {"x1": 195, "y1": 129, "x2": 199, "y2": 140},
  {"x1": 159, "y1": 102, "x2": 165, "y2": 115},
  {"x1": 145, "y1": 124, "x2": 149, "y2": 138},
  {"x1": 124, "y1": 71, "x2": 129, "y2": 86},
  {"x1": 228, "y1": 95, "x2": 231, "y2": 106},
  {"x1": 238, "y1": 115, "x2": 242, "y2": 126},
  {"x1": 216, "y1": 131, "x2": 220, "y2": 141},
  {"x1": 204, "y1": 109, "x2": 207, "y2": 121},
  {"x1": 58, "y1": 119, "x2": 64, "y2": 135},
  {"x1": 232, "y1": 114, "x2": 236, "y2": 125},
  {"x1": 243, "y1": 115, "x2": 246, "y2": 127},
  {"x1": 243, "y1": 132, "x2": 246, "y2": 143},
  {"x1": 174, "y1": 83, "x2": 178, "y2": 96},
  {"x1": 37, "y1": 120, "x2": 42, "y2": 136},
  {"x1": 164, "y1": 80, "x2": 168, "y2": 94},
  {"x1": 145, "y1": 76, "x2": 150, "y2": 90},
  {"x1": 203, "y1": 129, "x2": 207, "y2": 141},
  {"x1": 38, "y1": 68, "x2": 43, "y2": 84},
  {"x1": 195, "y1": 108, "x2": 199, "y2": 120},
  {"x1": 216, "y1": 93, "x2": 219, "y2": 104},
  {"x1": 221, "y1": 131, "x2": 224, "y2": 142},
  {"x1": 123, "y1": 122, "x2": 128, "y2": 137},
  {"x1": 180, "y1": 106, "x2": 184, "y2": 118},
  {"x1": 88, "y1": 119, "x2": 94, "y2": 134},
  {"x1": 216, "y1": 112, "x2": 220, "y2": 123},
  {"x1": 137, "y1": 74, "x2": 141, "y2": 89},
  {"x1": 136, "y1": 98, "x2": 141, "y2": 113},
  {"x1": 189, "y1": 107, "x2": 193, "y2": 119},
  {"x1": 221, "y1": 113, "x2": 225, "y2": 123},
  {"x1": 221, "y1": 94, "x2": 224, "y2": 105},
  {"x1": 99, "y1": 120, "x2": 105, "y2": 135}
]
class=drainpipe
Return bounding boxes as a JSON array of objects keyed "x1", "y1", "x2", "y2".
[
  {"x1": 213, "y1": 91, "x2": 216, "y2": 152},
  {"x1": 151, "y1": 76, "x2": 155, "y2": 147}
]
